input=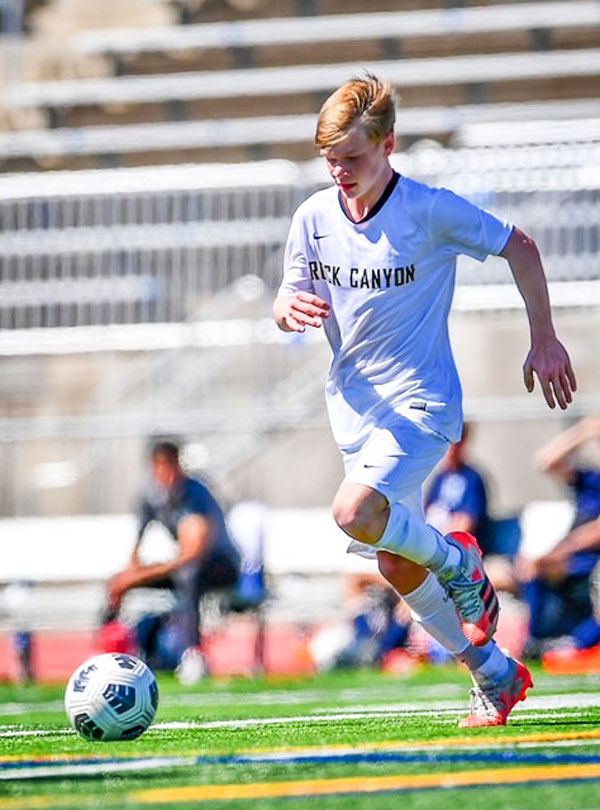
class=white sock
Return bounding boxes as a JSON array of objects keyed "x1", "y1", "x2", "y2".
[
  {"x1": 402, "y1": 573, "x2": 470, "y2": 656},
  {"x1": 373, "y1": 503, "x2": 460, "y2": 570},
  {"x1": 469, "y1": 641, "x2": 511, "y2": 685}
]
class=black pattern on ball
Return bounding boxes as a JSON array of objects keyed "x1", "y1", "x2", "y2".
[{"x1": 102, "y1": 683, "x2": 136, "y2": 715}]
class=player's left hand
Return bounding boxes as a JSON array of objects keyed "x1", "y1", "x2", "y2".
[{"x1": 523, "y1": 336, "x2": 577, "y2": 410}]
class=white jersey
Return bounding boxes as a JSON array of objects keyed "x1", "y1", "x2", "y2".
[{"x1": 279, "y1": 174, "x2": 513, "y2": 452}]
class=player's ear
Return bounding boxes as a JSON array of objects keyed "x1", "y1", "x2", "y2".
[{"x1": 383, "y1": 130, "x2": 396, "y2": 156}]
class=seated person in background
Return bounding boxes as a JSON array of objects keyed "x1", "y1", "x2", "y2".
[
  {"x1": 336, "y1": 572, "x2": 411, "y2": 670},
  {"x1": 105, "y1": 439, "x2": 240, "y2": 683},
  {"x1": 519, "y1": 416, "x2": 600, "y2": 664},
  {"x1": 425, "y1": 423, "x2": 489, "y2": 550},
  {"x1": 425, "y1": 425, "x2": 517, "y2": 595}
]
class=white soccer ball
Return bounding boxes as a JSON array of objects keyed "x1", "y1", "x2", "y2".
[{"x1": 65, "y1": 652, "x2": 158, "y2": 741}]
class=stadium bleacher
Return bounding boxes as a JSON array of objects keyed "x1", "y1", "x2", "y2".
[
  {"x1": 73, "y1": 2, "x2": 600, "y2": 74},
  {"x1": 1, "y1": 0, "x2": 600, "y2": 166},
  {"x1": 1, "y1": 98, "x2": 600, "y2": 171},
  {"x1": 6, "y1": 49, "x2": 600, "y2": 129}
]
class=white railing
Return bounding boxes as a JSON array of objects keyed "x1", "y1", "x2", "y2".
[{"x1": 1, "y1": 143, "x2": 598, "y2": 331}]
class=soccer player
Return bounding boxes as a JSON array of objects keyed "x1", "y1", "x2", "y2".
[{"x1": 273, "y1": 74, "x2": 576, "y2": 727}]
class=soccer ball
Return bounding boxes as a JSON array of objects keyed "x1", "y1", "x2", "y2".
[{"x1": 65, "y1": 652, "x2": 158, "y2": 741}]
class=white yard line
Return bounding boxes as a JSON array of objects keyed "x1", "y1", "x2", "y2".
[{"x1": 0, "y1": 692, "x2": 596, "y2": 738}]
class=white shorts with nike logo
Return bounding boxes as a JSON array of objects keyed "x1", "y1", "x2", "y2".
[{"x1": 341, "y1": 419, "x2": 449, "y2": 559}]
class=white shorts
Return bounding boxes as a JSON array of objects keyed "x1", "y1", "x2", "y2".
[{"x1": 341, "y1": 420, "x2": 449, "y2": 559}]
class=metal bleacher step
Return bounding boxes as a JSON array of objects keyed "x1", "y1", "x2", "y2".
[{"x1": 5, "y1": 48, "x2": 600, "y2": 130}]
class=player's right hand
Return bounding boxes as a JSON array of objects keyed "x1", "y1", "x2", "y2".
[{"x1": 273, "y1": 292, "x2": 330, "y2": 333}]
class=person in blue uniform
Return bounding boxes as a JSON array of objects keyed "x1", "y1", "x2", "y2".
[
  {"x1": 425, "y1": 423, "x2": 489, "y2": 547},
  {"x1": 521, "y1": 417, "x2": 600, "y2": 665}
]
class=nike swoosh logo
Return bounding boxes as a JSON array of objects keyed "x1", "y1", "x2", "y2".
[{"x1": 313, "y1": 233, "x2": 329, "y2": 240}]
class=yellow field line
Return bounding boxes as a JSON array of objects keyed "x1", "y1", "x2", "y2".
[
  {"x1": 133, "y1": 763, "x2": 600, "y2": 802},
  {"x1": 2, "y1": 762, "x2": 600, "y2": 808},
  {"x1": 246, "y1": 727, "x2": 600, "y2": 755},
  {"x1": 0, "y1": 799, "x2": 80, "y2": 809}
]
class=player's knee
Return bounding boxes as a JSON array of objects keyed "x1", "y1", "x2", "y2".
[
  {"x1": 332, "y1": 498, "x2": 363, "y2": 537},
  {"x1": 332, "y1": 489, "x2": 387, "y2": 544}
]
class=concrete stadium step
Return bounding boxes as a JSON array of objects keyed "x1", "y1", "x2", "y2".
[
  {"x1": 168, "y1": 0, "x2": 532, "y2": 26},
  {"x1": 1, "y1": 99, "x2": 599, "y2": 172},
  {"x1": 72, "y1": 3, "x2": 600, "y2": 75},
  {"x1": 5, "y1": 49, "x2": 600, "y2": 129}
]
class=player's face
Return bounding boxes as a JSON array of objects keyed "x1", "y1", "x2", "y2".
[
  {"x1": 321, "y1": 124, "x2": 395, "y2": 208},
  {"x1": 152, "y1": 453, "x2": 180, "y2": 490}
]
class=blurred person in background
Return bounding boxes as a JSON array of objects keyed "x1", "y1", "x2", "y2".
[
  {"x1": 519, "y1": 417, "x2": 600, "y2": 671},
  {"x1": 425, "y1": 423, "x2": 489, "y2": 546},
  {"x1": 273, "y1": 72, "x2": 576, "y2": 726},
  {"x1": 338, "y1": 572, "x2": 412, "y2": 671},
  {"x1": 103, "y1": 439, "x2": 240, "y2": 684},
  {"x1": 425, "y1": 425, "x2": 518, "y2": 595}
]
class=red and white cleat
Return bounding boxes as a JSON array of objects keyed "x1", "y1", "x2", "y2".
[
  {"x1": 437, "y1": 531, "x2": 500, "y2": 646},
  {"x1": 459, "y1": 657, "x2": 533, "y2": 728}
]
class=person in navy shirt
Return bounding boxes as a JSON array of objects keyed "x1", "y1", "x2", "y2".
[
  {"x1": 106, "y1": 440, "x2": 240, "y2": 679},
  {"x1": 425, "y1": 423, "x2": 489, "y2": 549},
  {"x1": 521, "y1": 417, "x2": 600, "y2": 663}
]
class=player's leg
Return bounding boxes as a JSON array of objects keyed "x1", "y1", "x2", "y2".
[
  {"x1": 377, "y1": 549, "x2": 532, "y2": 726},
  {"x1": 334, "y1": 424, "x2": 499, "y2": 645},
  {"x1": 173, "y1": 537, "x2": 240, "y2": 684}
]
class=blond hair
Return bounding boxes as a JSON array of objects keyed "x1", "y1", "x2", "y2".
[{"x1": 315, "y1": 73, "x2": 396, "y2": 150}]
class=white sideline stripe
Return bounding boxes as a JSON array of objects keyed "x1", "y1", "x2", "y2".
[
  {"x1": 0, "y1": 728, "x2": 74, "y2": 737},
  {"x1": 152, "y1": 692, "x2": 600, "y2": 730},
  {"x1": 74, "y1": 2, "x2": 600, "y2": 55},
  {"x1": 0, "y1": 692, "x2": 596, "y2": 738},
  {"x1": 0, "y1": 756, "x2": 193, "y2": 780},
  {"x1": 0, "y1": 676, "x2": 594, "y2": 718},
  {"x1": 6, "y1": 49, "x2": 600, "y2": 108}
]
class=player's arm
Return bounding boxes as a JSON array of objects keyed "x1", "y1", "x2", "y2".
[
  {"x1": 534, "y1": 516, "x2": 600, "y2": 582},
  {"x1": 535, "y1": 417, "x2": 600, "y2": 483},
  {"x1": 108, "y1": 514, "x2": 215, "y2": 605},
  {"x1": 500, "y1": 226, "x2": 577, "y2": 410},
  {"x1": 273, "y1": 292, "x2": 330, "y2": 333},
  {"x1": 130, "y1": 497, "x2": 154, "y2": 565}
]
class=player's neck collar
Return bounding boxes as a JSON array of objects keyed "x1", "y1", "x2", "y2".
[{"x1": 338, "y1": 171, "x2": 400, "y2": 224}]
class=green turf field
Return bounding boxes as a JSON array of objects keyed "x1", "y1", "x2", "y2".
[{"x1": 2, "y1": 664, "x2": 600, "y2": 809}]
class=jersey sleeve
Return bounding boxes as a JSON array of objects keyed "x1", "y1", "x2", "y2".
[
  {"x1": 277, "y1": 209, "x2": 315, "y2": 297},
  {"x1": 430, "y1": 187, "x2": 513, "y2": 262}
]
